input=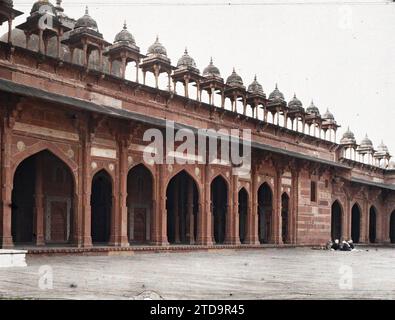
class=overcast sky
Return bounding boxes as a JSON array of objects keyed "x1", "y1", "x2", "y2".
[{"x1": 4, "y1": 0, "x2": 395, "y2": 154}]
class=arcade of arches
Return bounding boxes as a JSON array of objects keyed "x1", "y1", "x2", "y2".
[{"x1": 1, "y1": 149, "x2": 395, "y2": 248}]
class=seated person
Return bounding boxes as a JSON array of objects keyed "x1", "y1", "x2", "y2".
[
  {"x1": 341, "y1": 240, "x2": 351, "y2": 251},
  {"x1": 332, "y1": 239, "x2": 340, "y2": 251},
  {"x1": 348, "y1": 239, "x2": 355, "y2": 250}
]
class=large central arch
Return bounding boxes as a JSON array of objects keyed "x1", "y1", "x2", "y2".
[
  {"x1": 211, "y1": 176, "x2": 228, "y2": 244},
  {"x1": 258, "y1": 183, "x2": 273, "y2": 244},
  {"x1": 331, "y1": 201, "x2": 343, "y2": 241},
  {"x1": 12, "y1": 150, "x2": 75, "y2": 245},
  {"x1": 166, "y1": 170, "x2": 199, "y2": 244},
  {"x1": 91, "y1": 170, "x2": 112, "y2": 244},
  {"x1": 127, "y1": 164, "x2": 153, "y2": 244},
  {"x1": 351, "y1": 203, "x2": 361, "y2": 243}
]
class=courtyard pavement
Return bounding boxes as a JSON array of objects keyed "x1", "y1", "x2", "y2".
[{"x1": 0, "y1": 247, "x2": 394, "y2": 300}]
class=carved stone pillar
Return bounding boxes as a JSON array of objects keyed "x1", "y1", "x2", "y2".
[
  {"x1": 34, "y1": 155, "x2": 45, "y2": 246},
  {"x1": 81, "y1": 128, "x2": 92, "y2": 248},
  {"x1": 0, "y1": 115, "x2": 13, "y2": 248},
  {"x1": 246, "y1": 165, "x2": 259, "y2": 244}
]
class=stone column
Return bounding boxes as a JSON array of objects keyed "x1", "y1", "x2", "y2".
[
  {"x1": 232, "y1": 176, "x2": 240, "y2": 245},
  {"x1": 290, "y1": 169, "x2": 299, "y2": 244},
  {"x1": 200, "y1": 164, "x2": 213, "y2": 245},
  {"x1": 155, "y1": 165, "x2": 168, "y2": 245},
  {"x1": 246, "y1": 166, "x2": 259, "y2": 244},
  {"x1": 0, "y1": 117, "x2": 13, "y2": 248},
  {"x1": 81, "y1": 129, "x2": 92, "y2": 247},
  {"x1": 34, "y1": 155, "x2": 45, "y2": 246},
  {"x1": 225, "y1": 175, "x2": 234, "y2": 244},
  {"x1": 110, "y1": 139, "x2": 129, "y2": 246},
  {"x1": 273, "y1": 169, "x2": 282, "y2": 244},
  {"x1": 360, "y1": 200, "x2": 369, "y2": 243},
  {"x1": 187, "y1": 179, "x2": 195, "y2": 244}
]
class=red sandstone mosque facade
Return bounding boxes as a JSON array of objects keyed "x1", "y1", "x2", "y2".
[{"x1": 0, "y1": 0, "x2": 394, "y2": 251}]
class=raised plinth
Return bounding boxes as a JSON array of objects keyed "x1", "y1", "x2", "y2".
[{"x1": 0, "y1": 249, "x2": 27, "y2": 268}]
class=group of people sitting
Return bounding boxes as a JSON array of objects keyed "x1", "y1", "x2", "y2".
[{"x1": 328, "y1": 239, "x2": 356, "y2": 251}]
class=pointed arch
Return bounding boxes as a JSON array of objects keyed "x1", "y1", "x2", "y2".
[
  {"x1": 331, "y1": 200, "x2": 343, "y2": 241},
  {"x1": 91, "y1": 169, "x2": 113, "y2": 244},
  {"x1": 127, "y1": 164, "x2": 154, "y2": 244},
  {"x1": 166, "y1": 170, "x2": 199, "y2": 244},
  {"x1": 12, "y1": 141, "x2": 78, "y2": 180},
  {"x1": 351, "y1": 202, "x2": 361, "y2": 243},
  {"x1": 281, "y1": 192, "x2": 290, "y2": 244},
  {"x1": 12, "y1": 150, "x2": 75, "y2": 245},
  {"x1": 369, "y1": 206, "x2": 377, "y2": 243},
  {"x1": 238, "y1": 187, "x2": 248, "y2": 244},
  {"x1": 211, "y1": 175, "x2": 228, "y2": 244},
  {"x1": 258, "y1": 182, "x2": 273, "y2": 244}
]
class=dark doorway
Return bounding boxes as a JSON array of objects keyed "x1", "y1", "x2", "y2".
[
  {"x1": 258, "y1": 183, "x2": 273, "y2": 244},
  {"x1": 12, "y1": 156, "x2": 35, "y2": 244},
  {"x1": 369, "y1": 206, "x2": 377, "y2": 243},
  {"x1": 331, "y1": 201, "x2": 342, "y2": 241},
  {"x1": 12, "y1": 151, "x2": 74, "y2": 245},
  {"x1": 238, "y1": 188, "x2": 248, "y2": 244},
  {"x1": 211, "y1": 176, "x2": 228, "y2": 244},
  {"x1": 281, "y1": 193, "x2": 289, "y2": 244},
  {"x1": 166, "y1": 171, "x2": 199, "y2": 244},
  {"x1": 351, "y1": 203, "x2": 361, "y2": 243},
  {"x1": 91, "y1": 170, "x2": 112, "y2": 243},
  {"x1": 390, "y1": 211, "x2": 395, "y2": 244},
  {"x1": 127, "y1": 165, "x2": 153, "y2": 244}
]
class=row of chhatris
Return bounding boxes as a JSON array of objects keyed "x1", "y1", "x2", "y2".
[{"x1": 0, "y1": 0, "x2": 392, "y2": 168}]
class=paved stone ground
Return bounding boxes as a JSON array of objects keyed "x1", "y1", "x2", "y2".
[{"x1": 0, "y1": 247, "x2": 394, "y2": 300}]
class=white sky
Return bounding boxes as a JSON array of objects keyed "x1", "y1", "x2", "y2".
[{"x1": 4, "y1": 0, "x2": 395, "y2": 153}]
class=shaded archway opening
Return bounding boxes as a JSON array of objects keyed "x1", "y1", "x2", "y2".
[
  {"x1": 211, "y1": 176, "x2": 228, "y2": 244},
  {"x1": 238, "y1": 188, "x2": 248, "y2": 244},
  {"x1": 369, "y1": 206, "x2": 377, "y2": 243},
  {"x1": 258, "y1": 183, "x2": 273, "y2": 244},
  {"x1": 351, "y1": 203, "x2": 361, "y2": 243},
  {"x1": 166, "y1": 171, "x2": 199, "y2": 244},
  {"x1": 12, "y1": 150, "x2": 74, "y2": 245},
  {"x1": 331, "y1": 201, "x2": 342, "y2": 241},
  {"x1": 390, "y1": 211, "x2": 395, "y2": 244},
  {"x1": 91, "y1": 170, "x2": 112, "y2": 244},
  {"x1": 127, "y1": 165, "x2": 153, "y2": 244},
  {"x1": 281, "y1": 193, "x2": 289, "y2": 244}
]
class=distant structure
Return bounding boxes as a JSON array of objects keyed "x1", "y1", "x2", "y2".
[{"x1": 0, "y1": 1, "x2": 394, "y2": 251}]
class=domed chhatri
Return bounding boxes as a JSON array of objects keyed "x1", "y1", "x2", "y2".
[
  {"x1": 226, "y1": 68, "x2": 244, "y2": 88},
  {"x1": 360, "y1": 134, "x2": 373, "y2": 149},
  {"x1": 288, "y1": 94, "x2": 303, "y2": 110},
  {"x1": 147, "y1": 36, "x2": 167, "y2": 56},
  {"x1": 322, "y1": 108, "x2": 335, "y2": 121},
  {"x1": 203, "y1": 57, "x2": 221, "y2": 78},
  {"x1": 376, "y1": 141, "x2": 389, "y2": 155},
  {"x1": 114, "y1": 21, "x2": 136, "y2": 45},
  {"x1": 31, "y1": 0, "x2": 56, "y2": 15},
  {"x1": 340, "y1": 127, "x2": 357, "y2": 145},
  {"x1": 247, "y1": 75, "x2": 265, "y2": 96},
  {"x1": 177, "y1": 48, "x2": 198, "y2": 72},
  {"x1": 75, "y1": 6, "x2": 99, "y2": 32},
  {"x1": 269, "y1": 84, "x2": 285, "y2": 102},
  {"x1": 306, "y1": 100, "x2": 320, "y2": 116}
]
